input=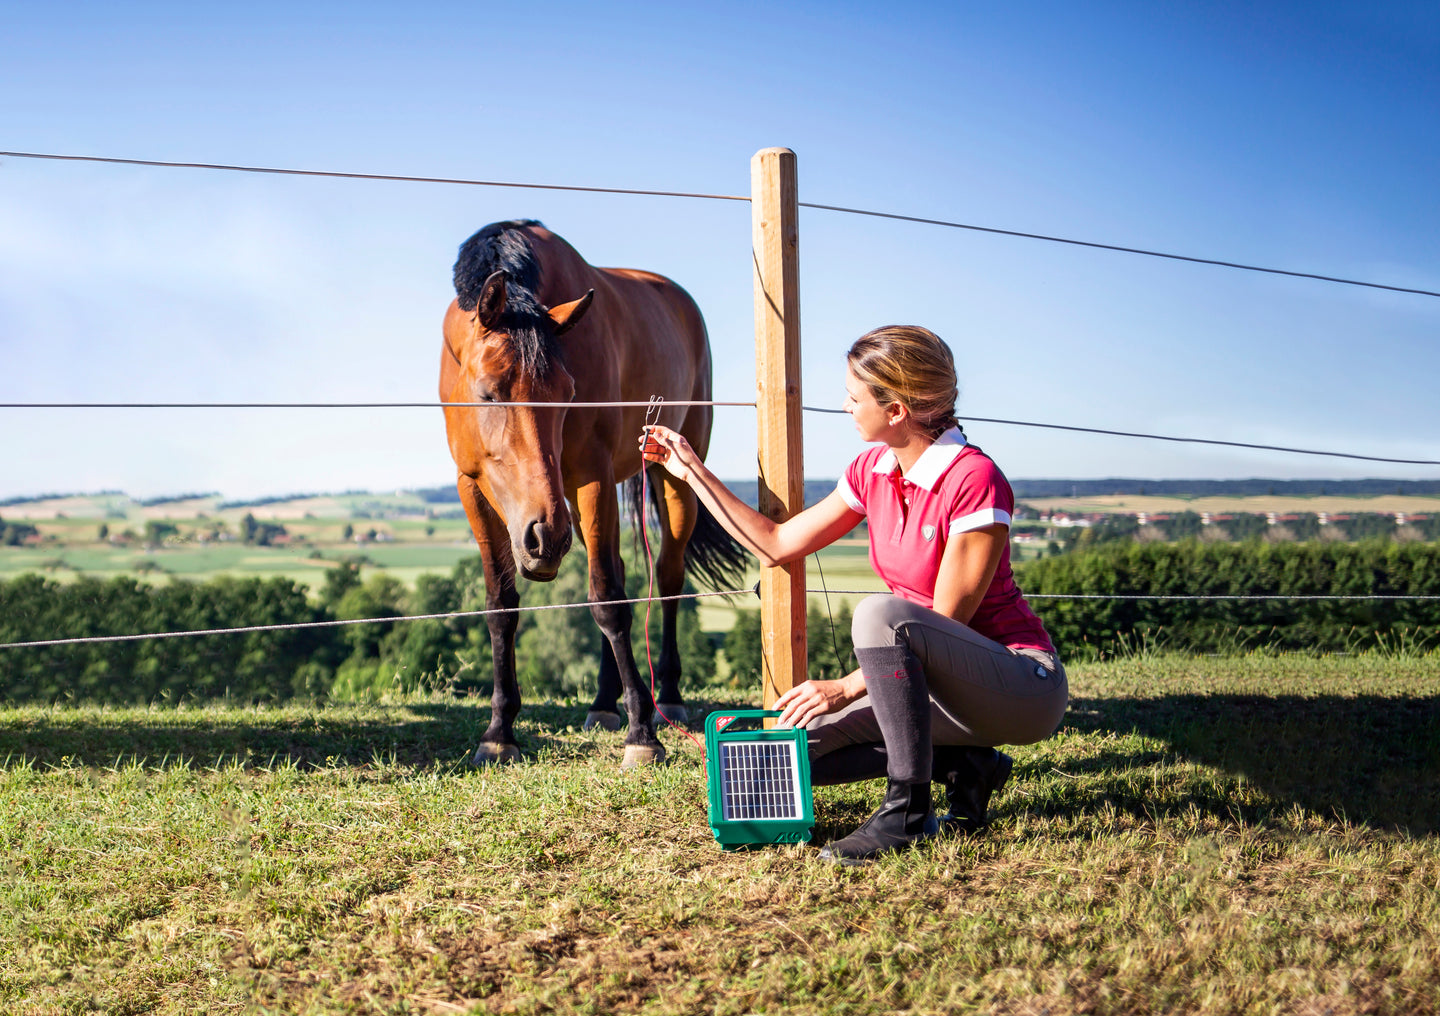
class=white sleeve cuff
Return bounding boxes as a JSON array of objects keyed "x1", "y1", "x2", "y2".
[
  {"x1": 949, "y1": 508, "x2": 1011, "y2": 534},
  {"x1": 836, "y1": 476, "x2": 865, "y2": 514}
]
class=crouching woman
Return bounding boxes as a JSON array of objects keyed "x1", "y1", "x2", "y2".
[{"x1": 640, "y1": 325, "x2": 1067, "y2": 864}]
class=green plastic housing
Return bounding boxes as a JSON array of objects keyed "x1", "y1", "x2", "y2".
[{"x1": 704, "y1": 709, "x2": 814, "y2": 850}]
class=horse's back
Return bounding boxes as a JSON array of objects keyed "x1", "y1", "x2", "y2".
[{"x1": 592, "y1": 267, "x2": 709, "y2": 387}]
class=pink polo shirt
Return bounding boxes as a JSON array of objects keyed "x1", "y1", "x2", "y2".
[{"x1": 836, "y1": 428, "x2": 1054, "y2": 653}]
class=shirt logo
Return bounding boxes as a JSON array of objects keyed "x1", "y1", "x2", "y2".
[{"x1": 921, "y1": 524, "x2": 936, "y2": 541}]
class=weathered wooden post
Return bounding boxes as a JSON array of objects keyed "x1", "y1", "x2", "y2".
[{"x1": 751, "y1": 147, "x2": 806, "y2": 708}]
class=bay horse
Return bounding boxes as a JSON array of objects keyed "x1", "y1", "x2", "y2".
[{"x1": 440, "y1": 220, "x2": 747, "y2": 768}]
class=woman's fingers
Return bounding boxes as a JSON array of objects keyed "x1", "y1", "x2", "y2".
[
  {"x1": 776, "y1": 683, "x2": 828, "y2": 729},
  {"x1": 639, "y1": 425, "x2": 672, "y2": 462}
]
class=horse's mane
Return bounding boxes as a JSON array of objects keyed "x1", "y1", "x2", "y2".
[{"x1": 452, "y1": 219, "x2": 554, "y2": 373}]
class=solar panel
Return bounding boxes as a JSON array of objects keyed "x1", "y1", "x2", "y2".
[{"x1": 705, "y1": 710, "x2": 814, "y2": 850}]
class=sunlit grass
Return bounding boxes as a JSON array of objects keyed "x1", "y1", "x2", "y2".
[{"x1": 2, "y1": 653, "x2": 1438, "y2": 1014}]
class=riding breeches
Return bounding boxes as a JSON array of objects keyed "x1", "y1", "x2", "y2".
[{"x1": 806, "y1": 594, "x2": 1069, "y2": 758}]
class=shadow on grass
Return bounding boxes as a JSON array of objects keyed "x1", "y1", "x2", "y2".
[
  {"x1": 1038, "y1": 693, "x2": 1440, "y2": 835},
  {"x1": 0, "y1": 692, "x2": 762, "y2": 773}
]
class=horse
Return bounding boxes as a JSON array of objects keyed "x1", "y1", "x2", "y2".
[{"x1": 440, "y1": 220, "x2": 747, "y2": 768}]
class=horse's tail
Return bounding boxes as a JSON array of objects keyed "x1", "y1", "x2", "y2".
[{"x1": 625, "y1": 470, "x2": 751, "y2": 593}]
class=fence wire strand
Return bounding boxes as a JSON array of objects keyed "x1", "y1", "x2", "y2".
[
  {"x1": 797, "y1": 201, "x2": 1440, "y2": 299},
  {"x1": 0, "y1": 400, "x2": 755, "y2": 410},
  {"x1": 799, "y1": 404, "x2": 1440, "y2": 466},
  {"x1": 810, "y1": 588, "x2": 1440, "y2": 601},
  {"x1": 4, "y1": 149, "x2": 1436, "y2": 299},
  {"x1": 7, "y1": 587, "x2": 1435, "y2": 653},
  {"x1": 0, "y1": 150, "x2": 750, "y2": 203},
  {"x1": 1, "y1": 398, "x2": 1430, "y2": 466},
  {"x1": 0, "y1": 588, "x2": 750, "y2": 651}
]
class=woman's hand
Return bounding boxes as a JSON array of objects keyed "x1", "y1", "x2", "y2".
[
  {"x1": 774, "y1": 671, "x2": 866, "y2": 729},
  {"x1": 638, "y1": 424, "x2": 700, "y2": 484}
]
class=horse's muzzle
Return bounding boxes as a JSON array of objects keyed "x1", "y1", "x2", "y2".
[{"x1": 516, "y1": 519, "x2": 572, "y2": 580}]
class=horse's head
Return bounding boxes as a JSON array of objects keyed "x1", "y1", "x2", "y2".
[{"x1": 447, "y1": 270, "x2": 594, "y2": 580}]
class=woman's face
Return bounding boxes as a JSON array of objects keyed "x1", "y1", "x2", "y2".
[{"x1": 843, "y1": 367, "x2": 895, "y2": 442}]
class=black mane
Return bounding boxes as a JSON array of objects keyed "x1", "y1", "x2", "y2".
[{"x1": 452, "y1": 219, "x2": 554, "y2": 373}]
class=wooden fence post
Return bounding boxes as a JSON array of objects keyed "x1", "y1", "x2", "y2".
[{"x1": 751, "y1": 147, "x2": 806, "y2": 708}]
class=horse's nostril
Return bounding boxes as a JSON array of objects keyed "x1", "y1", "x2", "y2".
[{"x1": 523, "y1": 521, "x2": 544, "y2": 557}]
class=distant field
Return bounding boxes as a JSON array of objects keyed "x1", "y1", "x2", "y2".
[
  {"x1": 0, "y1": 541, "x2": 481, "y2": 595},
  {"x1": 1021, "y1": 493, "x2": 1440, "y2": 516}
]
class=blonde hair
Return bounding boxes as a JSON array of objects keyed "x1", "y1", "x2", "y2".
[{"x1": 847, "y1": 325, "x2": 960, "y2": 438}]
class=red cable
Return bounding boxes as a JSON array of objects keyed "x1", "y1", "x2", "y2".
[{"x1": 639, "y1": 422, "x2": 708, "y2": 758}]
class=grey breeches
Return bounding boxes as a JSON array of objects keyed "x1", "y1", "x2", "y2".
[{"x1": 807, "y1": 594, "x2": 1069, "y2": 758}]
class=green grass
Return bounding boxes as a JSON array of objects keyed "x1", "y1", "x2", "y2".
[
  {"x1": 3, "y1": 653, "x2": 1439, "y2": 1014},
  {"x1": 0, "y1": 541, "x2": 481, "y2": 594}
]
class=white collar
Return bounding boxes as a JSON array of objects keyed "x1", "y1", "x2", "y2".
[{"x1": 870, "y1": 427, "x2": 968, "y2": 491}]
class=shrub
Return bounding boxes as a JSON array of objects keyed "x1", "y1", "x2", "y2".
[{"x1": 1017, "y1": 541, "x2": 1440, "y2": 659}]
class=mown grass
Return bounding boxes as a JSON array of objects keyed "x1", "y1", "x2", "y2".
[{"x1": 3, "y1": 654, "x2": 1439, "y2": 1015}]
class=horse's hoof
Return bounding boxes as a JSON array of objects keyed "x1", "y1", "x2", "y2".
[
  {"x1": 471, "y1": 742, "x2": 522, "y2": 766},
  {"x1": 655, "y1": 701, "x2": 689, "y2": 725},
  {"x1": 621, "y1": 743, "x2": 666, "y2": 769},
  {"x1": 583, "y1": 710, "x2": 624, "y2": 732}
]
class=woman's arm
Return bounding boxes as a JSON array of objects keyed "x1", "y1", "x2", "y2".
[
  {"x1": 931, "y1": 524, "x2": 1009, "y2": 624},
  {"x1": 640, "y1": 425, "x2": 861, "y2": 566}
]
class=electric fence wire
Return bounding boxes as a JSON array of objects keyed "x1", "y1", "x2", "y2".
[
  {"x1": 1, "y1": 398, "x2": 1433, "y2": 467},
  {"x1": 0, "y1": 588, "x2": 749, "y2": 652},
  {"x1": 0, "y1": 400, "x2": 756, "y2": 409},
  {"x1": 799, "y1": 405, "x2": 1440, "y2": 466},
  {"x1": 808, "y1": 589, "x2": 1440, "y2": 601},
  {"x1": 3, "y1": 587, "x2": 1432, "y2": 653},
  {"x1": 3, "y1": 150, "x2": 1437, "y2": 299}
]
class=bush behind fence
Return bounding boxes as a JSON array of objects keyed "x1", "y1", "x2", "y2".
[
  {"x1": 1015, "y1": 541, "x2": 1440, "y2": 658},
  {"x1": 4, "y1": 542, "x2": 1438, "y2": 703},
  {"x1": 0, "y1": 540, "x2": 716, "y2": 705}
]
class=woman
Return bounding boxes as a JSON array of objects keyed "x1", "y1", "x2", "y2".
[{"x1": 640, "y1": 325, "x2": 1067, "y2": 864}]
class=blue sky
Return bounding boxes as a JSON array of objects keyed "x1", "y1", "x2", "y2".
[{"x1": 1, "y1": 1, "x2": 1436, "y2": 498}]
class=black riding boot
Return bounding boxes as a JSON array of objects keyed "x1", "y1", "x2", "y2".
[
  {"x1": 932, "y1": 745, "x2": 1014, "y2": 834},
  {"x1": 818, "y1": 779, "x2": 939, "y2": 865}
]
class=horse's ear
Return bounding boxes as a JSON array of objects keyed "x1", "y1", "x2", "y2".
[
  {"x1": 548, "y1": 289, "x2": 594, "y2": 337},
  {"x1": 477, "y1": 271, "x2": 508, "y2": 331}
]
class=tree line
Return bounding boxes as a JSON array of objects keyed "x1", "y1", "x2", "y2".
[
  {"x1": 0, "y1": 536, "x2": 718, "y2": 706},
  {"x1": 3, "y1": 540, "x2": 1438, "y2": 704}
]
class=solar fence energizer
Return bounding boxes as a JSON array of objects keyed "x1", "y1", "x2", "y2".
[{"x1": 704, "y1": 710, "x2": 814, "y2": 850}]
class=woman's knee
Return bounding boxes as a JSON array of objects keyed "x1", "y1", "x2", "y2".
[{"x1": 851, "y1": 594, "x2": 920, "y2": 650}]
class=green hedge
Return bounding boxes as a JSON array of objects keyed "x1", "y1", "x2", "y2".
[
  {"x1": 0, "y1": 574, "x2": 343, "y2": 704},
  {"x1": 1016, "y1": 541, "x2": 1440, "y2": 658},
  {"x1": 0, "y1": 545, "x2": 715, "y2": 704}
]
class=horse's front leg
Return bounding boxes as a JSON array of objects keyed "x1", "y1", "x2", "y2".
[
  {"x1": 574, "y1": 479, "x2": 664, "y2": 767},
  {"x1": 458, "y1": 475, "x2": 523, "y2": 765},
  {"x1": 651, "y1": 468, "x2": 699, "y2": 723}
]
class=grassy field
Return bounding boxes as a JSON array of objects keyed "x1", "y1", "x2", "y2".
[
  {"x1": 0, "y1": 540, "x2": 480, "y2": 593},
  {"x1": 3, "y1": 653, "x2": 1438, "y2": 1014}
]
